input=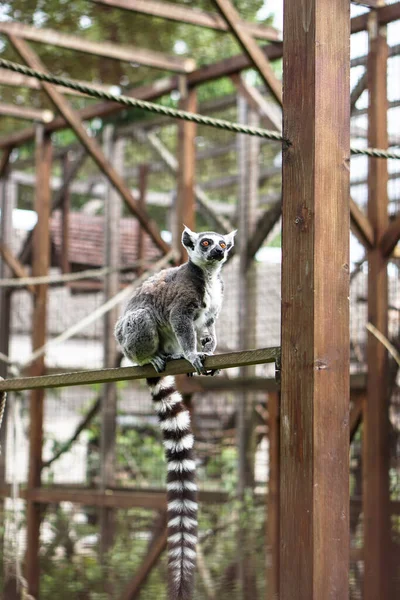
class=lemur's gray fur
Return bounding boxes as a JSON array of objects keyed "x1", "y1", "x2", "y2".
[
  {"x1": 114, "y1": 227, "x2": 236, "y2": 600},
  {"x1": 115, "y1": 226, "x2": 236, "y2": 375}
]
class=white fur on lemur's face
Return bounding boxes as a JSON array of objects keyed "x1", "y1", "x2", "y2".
[{"x1": 181, "y1": 227, "x2": 237, "y2": 268}]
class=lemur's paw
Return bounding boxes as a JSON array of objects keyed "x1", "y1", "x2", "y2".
[
  {"x1": 150, "y1": 356, "x2": 167, "y2": 373},
  {"x1": 201, "y1": 336, "x2": 215, "y2": 354},
  {"x1": 186, "y1": 352, "x2": 208, "y2": 376}
]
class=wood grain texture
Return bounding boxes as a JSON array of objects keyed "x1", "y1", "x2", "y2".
[
  {"x1": 0, "y1": 348, "x2": 280, "y2": 392},
  {"x1": 8, "y1": 35, "x2": 170, "y2": 255},
  {"x1": 280, "y1": 1, "x2": 350, "y2": 599},
  {"x1": 25, "y1": 125, "x2": 52, "y2": 598},
  {"x1": 364, "y1": 13, "x2": 391, "y2": 600}
]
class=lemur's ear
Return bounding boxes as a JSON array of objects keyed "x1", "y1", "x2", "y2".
[
  {"x1": 182, "y1": 225, "x2": 198, "y2": 250},
  {"x1": 225, "y1": 229, "x2": 237, "y2": 249}
]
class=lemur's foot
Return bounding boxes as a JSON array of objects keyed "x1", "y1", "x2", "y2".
[{"x1": 150, "y1": 355, "x2": 167, "y2": 373}]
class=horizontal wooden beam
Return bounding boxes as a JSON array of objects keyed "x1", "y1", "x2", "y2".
[
  {"x1": 351, "y1": 2, "x2": 400, "y2": 34},
  {"x1": 0, "y1": 22, "x2": 194, "y2": 73},
  {"x1": 379, "y1": 212, "x2": 400, "y2": 258},
  {"x1": 350, "y1": 197, "x2": 375, "y2": 249},
  {"x1": 0, "y1": 348, "x2": 280, "y2": 392},
  {"x1": 91, "y1": 0, "x2": 281, "y2": 42},
  {"x1": 0, "y1": 485, "x2": 232, "y2": 507},
  {"x1": 0, "y1": 101, "x2": 53, "y2": 122},
  {"x1": 0, "y1": 67, "x2": 122, "y2": 97}
]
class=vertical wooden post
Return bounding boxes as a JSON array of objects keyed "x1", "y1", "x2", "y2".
[
  {"x1": 236, "y1": 96, "x2": 260, "y2": 597},
  {"x1": 266, "y1": 391, "x2": 280, "y2": 600},
  {"x1": 137, "y1": 164, "x2": 149, "y2": 275},
  {"x1": 280, "y1": 1, "x2": 350, "y2": 599},
  {"x1": 26, "y1": 125, "x2": 52, "y2": 597},
  {"x1": 175, "y1": 79, "x2": 196, "y2": 262},
  {"x1": 237, "y1": 96, "x2": 259, "y2": 494},
  {"x1": 0, "y1": 150, "x2": 14, "y2": 588},
  {"x1": 61, "y1": 153, "x2": 71, "y2": 273},
  {"x1": 100, "y1": 126, "x2": 123, "y2": 558},
  {"x1": 364, "y1": 9, "x2": 390, "y2": 600}
]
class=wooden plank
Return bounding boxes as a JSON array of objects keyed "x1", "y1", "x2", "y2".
[
  {"x1": 91, "y1": 0, "x2": 281, "y2": 42},
  {"x1": 137, "y1": 164, "x2": 149, "y2": 276},
  {"x1": 0, "y1": 22, "x2": 194, "y2": 73},
  {"x1": 266, "y1": 391, "x2": 280, "y2": 600},
  {"x1": 0, "y1": 242, "x2": 36, "y2": 295},
  {"x1": 0, "y1": 101, "x2": 53, "y2": 122},
  {"x1": 212, "y1": 0, "x2": 282, "y2": 105},
  {"x1": 364, "y1": 12, "x2": 391, "y2": 600},
  {"x1": 25, "y1": 125, "x2": 52, "y2": 598},
  {"x1": 0, "y1": 485, "x2": 230, "y2": 507},
  {"x1": 119, "y1": 529, "x2": 168, "y2": 600},
  {"x1": 60, "y1": 154, "x2": 71, "y2": 273},
  {"x1": 100, "y1": 127, "x2": 123, "y2": 556},
  {"x1": 9, "y1": 35, "x2": 170, "y2": 255},
  {"x1": 0, "y1": 348, "x2": 281, "y2": 392},
  {"x1": 350, "y1": 197, "x2": 375, "y2": 249},
  {"x1": 175, "y1": 83, "x2": 197, "y2": 261},
  {"x1": 379, "y1": 212, "x2": 400, "y2": 258},
  {"x1": 280, "y1": 1, "x2": 350, "y2": 600}
]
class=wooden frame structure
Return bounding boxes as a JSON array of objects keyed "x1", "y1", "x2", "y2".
[{"x1": 0, "y1": 2, "x2": 399, "y2": 599}]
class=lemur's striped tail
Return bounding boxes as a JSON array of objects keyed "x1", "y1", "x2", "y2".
[{"x1": 147, "y1": 376, "x2": 197, "y2": 600}]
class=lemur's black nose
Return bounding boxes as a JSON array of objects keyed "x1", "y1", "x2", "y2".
[{"x1": 210, "y1": 247, "x2": 224, "y2": 260}]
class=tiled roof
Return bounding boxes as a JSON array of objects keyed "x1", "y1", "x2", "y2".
[{"x1": 50, "y1": 210, "x2": 162, "y2": 268}]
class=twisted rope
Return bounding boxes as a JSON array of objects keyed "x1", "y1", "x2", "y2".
[
  {"x1": 0, "y1": 58, "x2": 283, "y2": 142},
  {"x1": 0, "y1": 57, "x2": 399, "y2": 159}
]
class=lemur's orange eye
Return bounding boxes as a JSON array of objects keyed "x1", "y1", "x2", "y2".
[
  {"x1": 201, "y1": 240, "x2": 209, "y2": 247},
  {"x1": 220, "y1": 242, "x2": 226, "y2": 249}
]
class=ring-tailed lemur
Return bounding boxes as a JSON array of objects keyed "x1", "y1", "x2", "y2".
[{"x1": 114, "y1": 226, "x2": 236, "y2": 600}]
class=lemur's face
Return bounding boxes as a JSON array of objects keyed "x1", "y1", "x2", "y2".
[{"x1": 182, "y1": 227, "x2": 237, "y2": 268}]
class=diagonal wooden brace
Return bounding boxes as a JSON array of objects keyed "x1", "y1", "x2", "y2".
[{"x1": 8, "y1": 35, "x2": 170, "y2": 255}]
